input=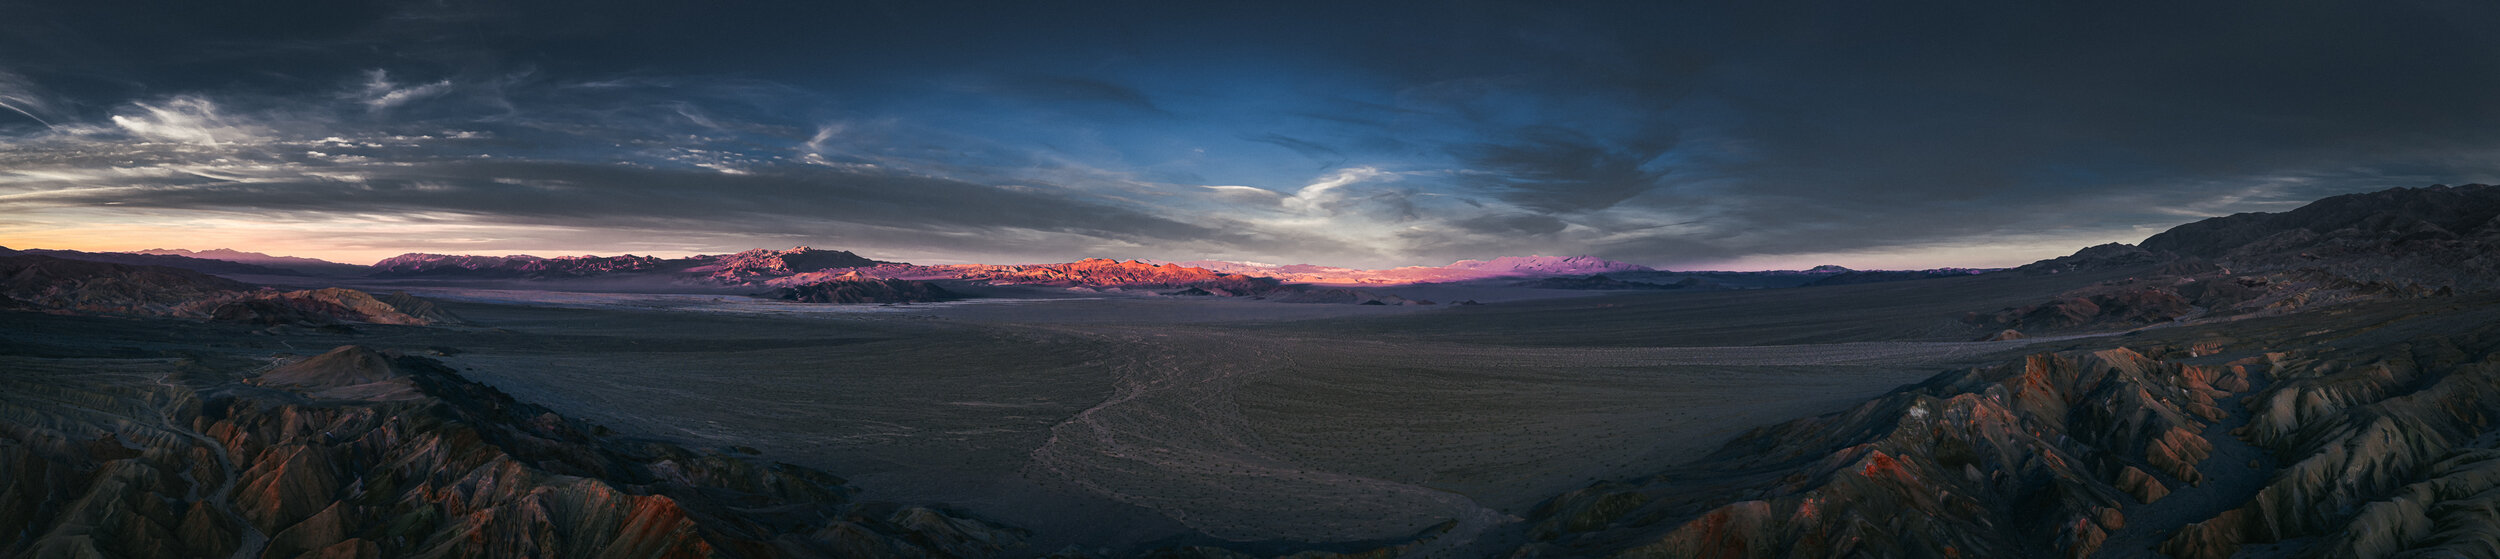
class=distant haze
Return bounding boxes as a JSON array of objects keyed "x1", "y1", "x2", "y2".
[{"x1": 4, "y1": 3, "x2": 2497, "y2": 270}]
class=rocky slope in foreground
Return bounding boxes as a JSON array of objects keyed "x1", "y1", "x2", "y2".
[
  {"x1": 0, "y1": 344, "x2": 1026, "y2": 559},
  {"x1": 1517, "y1": 294, "x2": 2500, "y2": 559},
  {"x1": 1514, "y1": 184, "x2": 2500, "y2": 558}
]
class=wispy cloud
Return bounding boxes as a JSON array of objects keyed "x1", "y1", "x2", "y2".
[
  {"x1": 353, "y1": 70, "x2": 454, "y2": 111},
  {"x1": 0, "y1": 70, "x2": 58, "y2": 129},
  {"x1": 105, "y1": 97, "x2": 271, "y2": 146},
  {"x1": 1282, "y1": 167, "x2": 1389, "y2": 214}
]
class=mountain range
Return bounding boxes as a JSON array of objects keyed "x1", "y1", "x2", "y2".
[{"x1": 24, "y1": 183, "x2": 2494, "y2": 307}]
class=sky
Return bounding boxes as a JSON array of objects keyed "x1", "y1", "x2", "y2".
[{"x1": 4, "y1": 1, "x2": 2499, "y2": 270}]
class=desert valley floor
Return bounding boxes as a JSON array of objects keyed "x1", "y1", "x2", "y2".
[{"x1": 0, "y1": 264, "x2": 2203, "y2": 555}]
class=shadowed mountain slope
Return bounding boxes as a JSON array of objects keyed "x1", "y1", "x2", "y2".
[
  {"x1": 130, "y1": 248, "x2": 369, "y2": 276},
  {"x1": 1, "y1": 246, "x2": 310, "y2": 277},
  {"x1": 0, "y1": 254, "x2": 453, "y2": 326}
]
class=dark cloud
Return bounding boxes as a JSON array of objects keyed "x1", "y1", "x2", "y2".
[
  {"x1": 1453, "y1": 213, "x2": 1568, "y2": 237},
  {"x1": 968, "y1": 75, "x2": 1167, "y2": 116},
  {"x1": 11, "y1": 159, "x2": 1254, "y2": 250},
  {"x1": 6, "y1": 1, "x2": 2500, "y2": 268},
  {"x1": 1244, "y1": 133, "x2": 1345, "y2": 168},
  {"x1": 1453, "y1": 126, "x2": 1675, "y2": 214}
]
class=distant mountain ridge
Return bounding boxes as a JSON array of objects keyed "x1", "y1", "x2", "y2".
[
  {"x1": 1165, "y1": 255, "x2": 1655, "y2": 285},
  {"x1": 128, "y1": 248, "x2": 366, "y2": 275},
  {"x1": 0, "y1": 246, "x2": 311, "y2": 277},
  {"x1": 368, "y1": 246, "x2": 890, "y2": 282},
  {"x1": 370, "y1": 253, "x2": 668, "y2": 279},
  {"x1": 964, "y1": 258, "x2": 1284, "y2": 295},
  {"x1": 2020, "y1": 183, "x2": 2500, "y2": 290}
]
